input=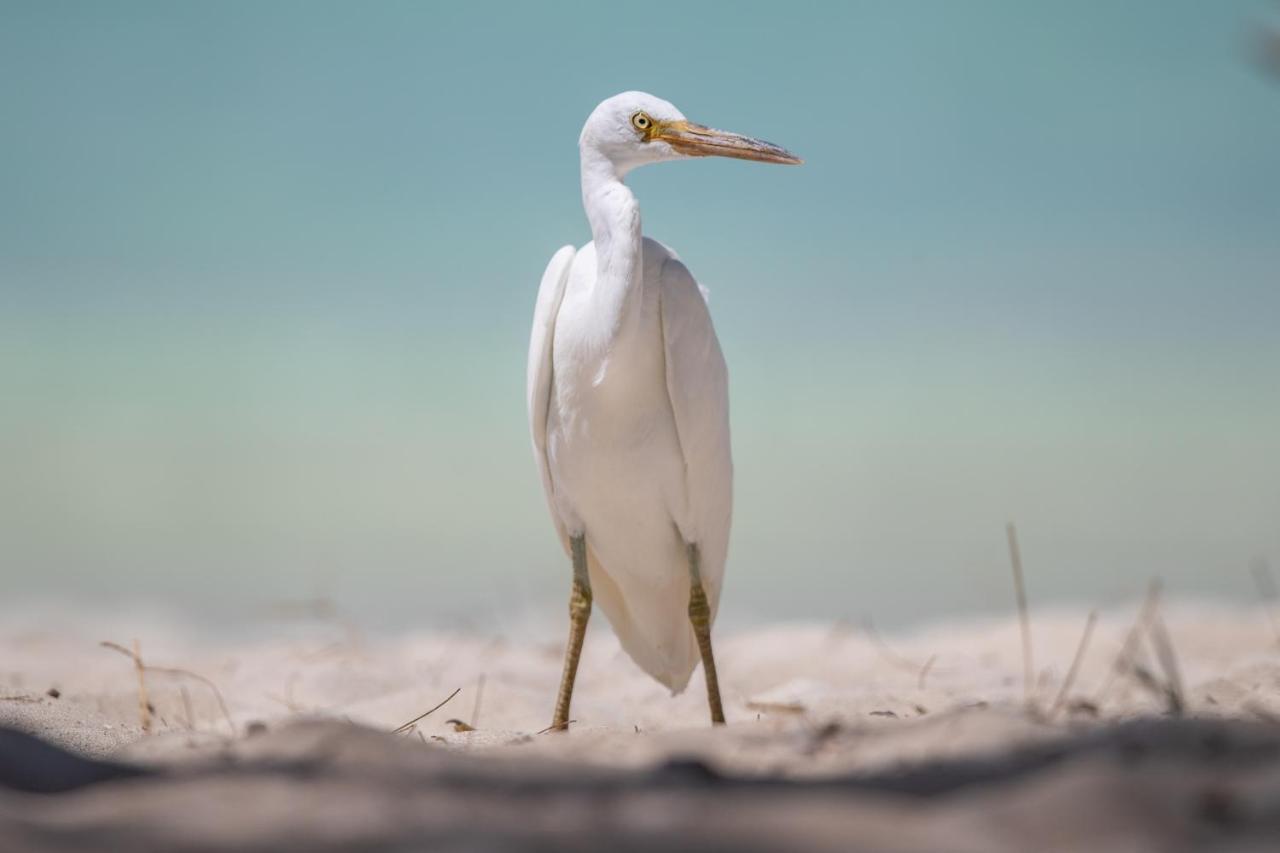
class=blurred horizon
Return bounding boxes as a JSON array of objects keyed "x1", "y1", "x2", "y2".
[{"x1": 2, "y1": 1, "x2": 1278, "y2": 630}]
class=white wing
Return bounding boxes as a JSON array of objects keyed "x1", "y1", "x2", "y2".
[
  {"x1": 659, "y1": 255, "x2": 733, "y2": 609},
  {"x1": 527, "y1": 244, "x2": 577, "y2": 546}
]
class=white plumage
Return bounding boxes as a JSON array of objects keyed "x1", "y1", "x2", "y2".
[
  {"x1": 528, "y1": 92, "x2": 799, "y2": 710},
  {"x1": 529, "y1": 236, "x2": 731, "y2": 690}
]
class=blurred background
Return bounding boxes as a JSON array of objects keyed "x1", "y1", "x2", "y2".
[{"x1": 2, "y1": 1, "x2": 1278, "y2": 631}]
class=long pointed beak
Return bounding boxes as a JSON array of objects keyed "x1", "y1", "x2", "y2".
[{"x1": 654, "y1": 120, "x2": 803, "y2": 165}]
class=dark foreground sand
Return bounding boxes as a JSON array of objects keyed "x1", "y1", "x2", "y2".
[{"x1": 2, "y1": 601, "x2": 1279, "y2": 851}]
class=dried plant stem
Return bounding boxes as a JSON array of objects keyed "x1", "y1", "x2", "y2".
[
  {"x1": 133, "y1": 639, "x2": 151, "y2": 734},
  {"x1": 471, "y1": 673, "x2": 487, "y2": 730},
  {"x1": 1006, "y1": 523, "x2": 1034, "y2": 709},
  {"x1": 1147, "y1": 611, "x2": 1185, "y2": 715},
  {"x1": 1251, "y1": 558, "x2": 1280, "y2": 645},
  {"x1": 394, "y1": 687, "x2": 461, "y2": 734},
  {"x1": 1049, "y1": 610, "x2": 1097, "y2": 717},
  {"x1": 862, "y1": 618, "x2": 931, "y2": 673},
  {"x1": 1095, "y1": 580, "x2": 1161, "y2": 704},
  {"x1": 101, "y1": 641, "x2": 235, "y2": 736},
  {"x1": 917, "y1": 655, "x2": 938, "y2": 691},
  {"x1": 537, "y1": 720, "x2": 575, "y2": 735},
  {"x1": 148, "y1": 665, "x2": 235, "y2": 735}
]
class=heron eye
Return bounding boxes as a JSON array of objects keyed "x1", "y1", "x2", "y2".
[{"x1": 631, "y1": 112, "x2": 652, "y2": 132}]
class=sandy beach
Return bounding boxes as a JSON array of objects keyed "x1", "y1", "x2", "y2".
[
  {"x1": 3, "y1": 598, "x2": 1279, "y2": 850},
  {"x1": 6, "y1": 2, "x2": 1277, "y2": 849}
]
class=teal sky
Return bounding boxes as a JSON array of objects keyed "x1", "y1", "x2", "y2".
[{"x1": 2, "y1": 1, "x2": 1278, "y2": 629}]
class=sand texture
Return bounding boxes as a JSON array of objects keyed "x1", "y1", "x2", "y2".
[{"x1": 2, "y1": 601, "x2": 1280, "y2": 850}]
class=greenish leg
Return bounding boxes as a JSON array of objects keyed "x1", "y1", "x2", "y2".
[
  {"x1": 687, "y1": 543, "x2": 725, "y2": 725},
  {"x1": 551, "y1": 535, "x2": 592, "y2": 731}
]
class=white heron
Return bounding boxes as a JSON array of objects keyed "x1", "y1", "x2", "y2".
[{"x1": 528, "y1": 92, "x2": 801, "y2": 729}]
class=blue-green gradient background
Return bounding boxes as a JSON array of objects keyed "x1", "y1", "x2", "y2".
[{"x1": 3, "y1": 1, "x2": 1278, "y2": 628}]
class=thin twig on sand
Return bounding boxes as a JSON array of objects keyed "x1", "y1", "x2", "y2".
[
  {"x1": 1049, "y1": 611, "x2": 1097, "y2": 718},
  {"x1": 537, "y1": 720, "x2": 575, "y2": 735},
  {"x1": 393, "y1": 687, "x2": 461, "y2": 734},
  {"x1": 1095, "y1": 579, "x2": 1162, "y2": 705},
  {"x1": 1251, "y1": 558, "x2": 1280, "y2": 646},
  {"x1": 861, "y1": 618, "x2": 932, "y2": 673},
  {"x1": 132, "y1": 639, "x2": 151, "y2": 733},
  {"x1": 128, "y1": 637, "x2": 152, "y2": 732},
  {"x1": 1006, "y1": 523, "x2": 1035, "y2": 710},
  {"x1": 471, "y1": 673, "x2": 487, "y2": 729},
  {"x1": 1102, "y1": 589, "x2": 1185, "y2": 716},
  {"x1": 265, "y1": 673, "x2": 305, "y2": 714},
  {"x1": 917, "y1": 655, "x2": 937, "y2": 691},
  {"x1": 1147, "y1": 611, "x2": 1185, "y2": 716},
  {"x1": 101, "y1": 641, "x2": 236, "y2": 736}
]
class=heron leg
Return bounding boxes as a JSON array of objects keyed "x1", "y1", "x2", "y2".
[
  {"x1": 687, "y1": 543, "x2": 725, "y2": 725},
  {"x1": 551, "y1": 534, "x2": 592, "y2": 731}
]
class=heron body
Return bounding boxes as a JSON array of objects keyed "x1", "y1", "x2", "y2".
[
  {"x1": 528, "y1": 92, "x2": 800, "y2": 726},
  {"x1": 536, "y1": 235, "x2": 731, "y2": 691}
]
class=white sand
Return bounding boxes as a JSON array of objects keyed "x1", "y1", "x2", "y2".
[{"x1": 3, "y1": 598, "x2": 1277, "y2": 773}]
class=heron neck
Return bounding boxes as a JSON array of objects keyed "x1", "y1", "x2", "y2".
[{"x1": 580, "y1": 148, "x2": 643, "y2": 334}]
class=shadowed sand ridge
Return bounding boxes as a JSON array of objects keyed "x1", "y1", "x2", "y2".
[{"x1": 2, "y1": 602, "x2": 1280, "y2": 850}]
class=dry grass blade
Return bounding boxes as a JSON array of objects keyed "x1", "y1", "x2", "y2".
[
  {"x1": 1119, "y1": 656, "x2": 1165, "y2": 698},
  {"x1": 100, "y1": 640, "x2": 151, "y2": 733},
  {"x1": 393, "y1": 687, "x2": 461, "y2": 734},
  {"x1": 1251, "y1": 558, "x2": 1280, "y2": 646},
  {"x1": 265, "y1": 673, "x2": 305, "y2": 714},
  {"x1": 917, "y1": 654, "x2": 937, "y2": 691},
  {"x1": 1106, "y1": 595, "x2": 1183, "y2": 716},
  {"x1": 471, "y1": 673, "x2": 487, "y2": 730},
  {"x1": 101, "y1": 641, "x2": 237, "y2": 736},
  {"x1": 132, "y1": 639, "x2": 150, "y2": 734},
  {"x1": 537, "y1": 720, "x2": 575, "y2": 735},
  {"x1": 1006, "y1": 523, "x2": 1035, "y2": 710},
  {"x1": 146, "y1": 665, "x2": 236, "y2": 735},
  {"x1": 1095, "y1": 579, "x2": 1162, "y2": 704},
  {"x1": 1049, "y1": 610, "x2": 1097, "y2": 718},
  {"x1": 1147, "y1": 612, "x2": 1185, "y2": 716},
  {"x1": 861, "y1": 618, "x2": 929, "y2": 673}
]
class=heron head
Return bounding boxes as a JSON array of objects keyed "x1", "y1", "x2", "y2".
[{"x1": 579, "y1": 91, "x2": 802, "y2": 176}]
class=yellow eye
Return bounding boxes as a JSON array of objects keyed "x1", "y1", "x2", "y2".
[{"x1": 631, "y1": 111, "x2": 653, "y2": 132}]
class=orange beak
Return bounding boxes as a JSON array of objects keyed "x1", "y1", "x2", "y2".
[{"x1": 653, "y1": 119, "x2": 802, "y2": 165}]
